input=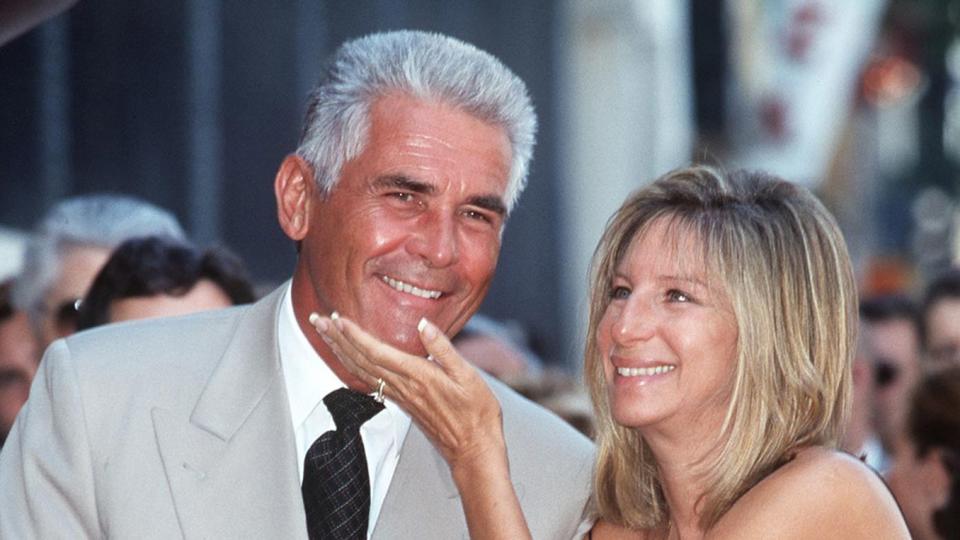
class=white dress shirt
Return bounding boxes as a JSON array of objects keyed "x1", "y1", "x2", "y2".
[{"x1": 277, "y1": 285, "x2": 411, "y2": 538}]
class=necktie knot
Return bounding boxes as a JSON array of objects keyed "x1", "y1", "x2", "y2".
[{"x1": 323, "y1": 387, "x2": 384, "y2": 432}]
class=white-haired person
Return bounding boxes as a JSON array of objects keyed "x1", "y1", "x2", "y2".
[
  {"x1": 0, "y1": 31, "x2": 592, "y2": 539},
  {"x1": 314, "y1": 165, "x2": 909, "y2": 539},
  {"x1": 12, "y1": 193, "x2": 184, "y2": 353}
]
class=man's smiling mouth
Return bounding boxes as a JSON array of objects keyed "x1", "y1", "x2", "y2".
[{"x1": 381, "y1": 275, "x2": 443, "y2": 299}]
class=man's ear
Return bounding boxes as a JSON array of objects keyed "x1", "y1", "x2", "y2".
[{"x1": 275, "y1": 154, "x2": 315, "y2": 241}]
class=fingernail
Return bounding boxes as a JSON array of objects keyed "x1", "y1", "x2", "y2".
[
  {"x1": 418, "y1": 317, "x2": 437, "y2": 340},
  {"x1": 307, "y1": 312, "x2": 327, "y2": 332},
  {"x1": 331, "y1": 311, "x2": 343, "y2": 331}
]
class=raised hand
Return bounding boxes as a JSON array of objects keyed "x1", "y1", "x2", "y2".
[
  {"x1": 310, "y1": 312, "x2": 503, "y2": 468},
  {"x1": 310, "y1": 312, "x2": 531, "y2": 540}
]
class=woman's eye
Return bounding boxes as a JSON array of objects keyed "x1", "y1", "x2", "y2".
[
  {"x1": 610, "y1": 286, "x2": 630, "y2": 300},
  {"x1": 666, "y1": 289, "x2": 691, "y2": 303}
]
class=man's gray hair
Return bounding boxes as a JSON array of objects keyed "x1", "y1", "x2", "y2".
[
  {"x1": 13, "y1": 194, "x2": 185, "y2": 326},
  {"x1": 296, "y1": 30, "x2": 537, "y2": 214}
]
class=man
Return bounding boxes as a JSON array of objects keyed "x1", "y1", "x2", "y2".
[
  {"x1": 13, "y1": 194, "x2": 185, "y2": 354},
  {"x1": 842, "y1": 323, "x2": 887, "y2": 472},
  {"x1": 859, "y1": 295, "x2": 922, "y2": 461},
  {"x1": 453, "y1": 314, "x2": 544, "y2": 383},
  {"x1": 922, "y1": 267, "x2": 960, "y2": 370},
  {"x1": 75, "y1": 236, "x2": 255, "y2": 330},
  {"x1": 0, "y1": 31, "x2": 594, "y2": 538},
  {"x1": 0, "y1": 280, "x2": 37, "y2": 449}
]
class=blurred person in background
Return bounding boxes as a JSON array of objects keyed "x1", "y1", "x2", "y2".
[
  {"x1": 921, "y1": 268, "x2": 960, "y2": 370},
  {"x1": 0, "y1": 280, "x2": 37, "y2": 449},
  {"x1": 860, "y1": 295, "x2": 922, "y2": 462},
  {"x1": 452, "y1": 318, "x2": 595, "y2": 438},
  {"x1": 11, "y1": 194, "x2": 184, "y2": 354},
  {"x1": 75, "y1": 236, "x2": 255, "y2": 331},
  {"x1": 887, "y1": 366, "x2": 960, "y2": 540},
  {"x1": 452, "y1": 313, "x2": 543, "y2": 384},
  {"x1": 843, "y1": 324, "x2": 888, "y2": 472}
]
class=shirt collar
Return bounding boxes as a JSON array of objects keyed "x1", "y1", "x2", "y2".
[{"x1": 277, "y1": 283, "x2": 411, "y2": 439}]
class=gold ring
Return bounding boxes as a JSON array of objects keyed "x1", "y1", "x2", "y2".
[{"x1": 374, "y1": 378, "x2": 386, "y2": 403}]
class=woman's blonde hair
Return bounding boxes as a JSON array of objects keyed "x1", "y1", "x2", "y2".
[{"x1": 585, "y1": 166, "x2": 856, "y2": 530}]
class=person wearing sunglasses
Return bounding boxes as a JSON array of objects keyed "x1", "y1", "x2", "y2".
[
  {"x1": 860, "y1": 295, "x2": 923, "y2": 466},
  {"x1": 10, "y1": 194, "x2": 184, "y2": 356}
]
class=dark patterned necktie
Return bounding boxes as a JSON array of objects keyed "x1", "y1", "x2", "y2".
[{"x1": 302, "y1": 387, "x2": 385, "y2": 540}]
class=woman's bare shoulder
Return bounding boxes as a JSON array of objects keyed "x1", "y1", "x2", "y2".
[
  {"x1": 588, "y1": 519, "x2": 655, "y2": 540},
  {"x1": 709, "y1": 447, "x2": 909, "y2": 539}
]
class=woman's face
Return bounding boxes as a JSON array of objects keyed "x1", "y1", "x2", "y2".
[{"x1": 597, "y1": 218, "x2": 739, "y2": 432}]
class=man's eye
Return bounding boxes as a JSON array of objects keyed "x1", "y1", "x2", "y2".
[
  {"x1": 666, "y1": 289, "x2": 691, "y2": 303},
  {"x1": 462, "y1": 209, "x2": 492, "y2": 223},
  {"x1": 389, "y1": 192, "x2": 415, "y2": 203},
  {"x1": 610, "y1": 286, "x2": 630, "y2": 300}
]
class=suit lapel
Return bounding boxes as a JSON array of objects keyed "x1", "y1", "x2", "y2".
[
  {"x1": 371, "y1": 422, "x2": 466, "y2": 539},
  {"x1": 153, "y1": 287, "x2": 307, "y2": 539},
  {"x1": 369, "y1": 377, "x2": 530, "y2": 540}
]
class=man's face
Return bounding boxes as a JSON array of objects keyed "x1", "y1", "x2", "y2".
[
  {"x1": 0, "y1": 311, "x2": 38, "y2": 445},
  {"x1": 108, "y1": 279, "x2": 234, "y2": 324},
  {"x1": 287, "y1": 93, "x2": 511, "y2": 361},
  {"x1": 926, "y1": 297, "x2": 960, "y2": 369},
  {"x1": 37, "y1": 245, "x2": 110, "y2": 351},
  {"x1": 864, "y1": 318, "x2": 920, "y2": 447}
]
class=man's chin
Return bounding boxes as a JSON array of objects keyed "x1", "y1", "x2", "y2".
[{"x1": 370, "y1": 325, "x2": 428, "y2": 357}]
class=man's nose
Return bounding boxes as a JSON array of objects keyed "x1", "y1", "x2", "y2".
[{"x1": 408, "y1": 212, "x2": 459, "y2": 268}]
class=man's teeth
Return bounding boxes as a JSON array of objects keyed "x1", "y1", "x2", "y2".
[
  {"x1": 617, "y1": 365, "x2": 675, "y2": 377},
  {"x1": 382, "y1": 276, "x2": 442, "y2": 299}
]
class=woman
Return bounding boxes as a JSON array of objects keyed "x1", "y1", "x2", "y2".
[
  {"x1": 312, "y1": 166, "x2": 908, "y2": 538},
  {"x1": 887, "y1": 366, "x2": 960, "y2": 539}
]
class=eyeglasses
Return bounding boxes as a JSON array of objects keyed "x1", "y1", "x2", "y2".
[
  {"x1": 39, "y1": 298, "x2": 83, "y2": 336},
  {"x1": 873, "y1": 359, "x2": 900, "y2": 388}
]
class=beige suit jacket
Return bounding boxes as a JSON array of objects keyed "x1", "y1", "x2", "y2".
[{"x1": 0, "y1": 286, "x2": 594, "y2": 539}]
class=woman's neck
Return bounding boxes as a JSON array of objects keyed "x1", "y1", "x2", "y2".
[{"x1": 640, "y1": 415, "x2": 727, "y2": 538}]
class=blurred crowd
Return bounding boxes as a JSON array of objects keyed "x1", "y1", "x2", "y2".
[{"x1": 0, "y1": 191, "x2": 958, "y2": 538}]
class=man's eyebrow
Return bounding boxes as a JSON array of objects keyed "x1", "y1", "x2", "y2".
[
  {"x1": 373, "y1": 175, "x2": 434, "y2": 194},
  {"x1": 375, "y1": 175, "x2": 507, "y2": 216},
  {"x1": 466, "y1": 195, "x2": 507, "y2": 217}
]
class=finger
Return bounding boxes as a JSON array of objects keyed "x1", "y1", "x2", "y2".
[
  {"x1": 309, "y1": 312, "x2": 382, "y2": 384},
  {"x1": 332, "y1": 316, "x2": 480, "y2": 425},
  {"x1": 335, "y1": 315, "x2": 439, "y2": 379},
  {"x1": 317, "y1": 313, "x2": 442, "y2": 408},
  {"x1": 417, "y1": 317, "x2": 470, "y2": 378}
]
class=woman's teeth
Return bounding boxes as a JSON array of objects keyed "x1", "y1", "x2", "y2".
[{"x1": 617, "y1": 365, "x2": 675, "y2": 377}]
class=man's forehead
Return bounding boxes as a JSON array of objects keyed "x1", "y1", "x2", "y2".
[{"x1": 347, "y1": 96, "x2": 511, "y2": 195}]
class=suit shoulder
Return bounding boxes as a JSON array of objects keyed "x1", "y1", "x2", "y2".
[
  {"x1": 61, "y1": 306, "x2": 248, "y2": 379},
  {"x1": 489, "y1": 376, "x2": 594, "y2": 458}
]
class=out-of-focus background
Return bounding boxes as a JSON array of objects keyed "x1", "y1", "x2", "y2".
[{"x1": 2, "y1": 0, "x2": 958, "y2": 370}]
